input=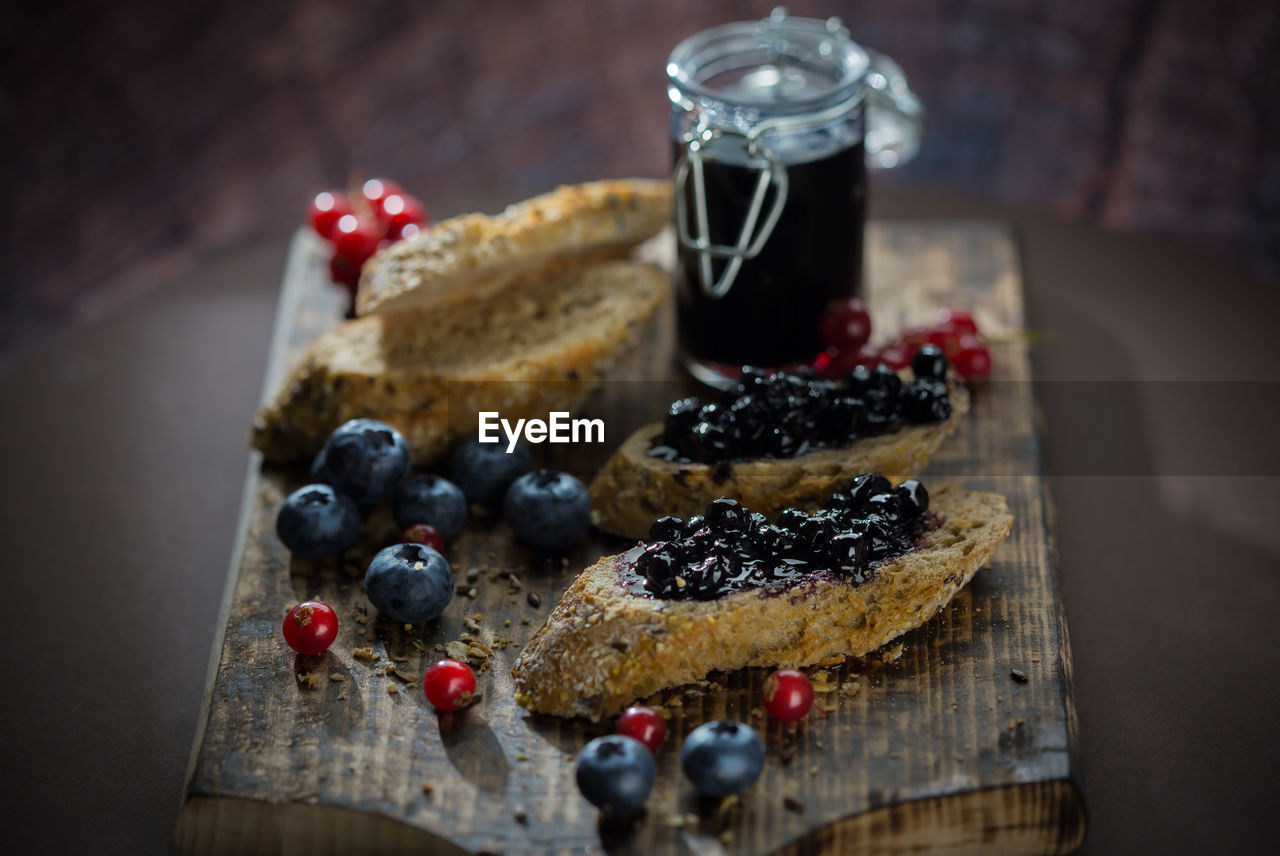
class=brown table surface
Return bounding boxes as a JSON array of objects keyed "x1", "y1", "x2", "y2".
[{"x1": 2, "y1": 189, "x2": 1277, "y2": 855}]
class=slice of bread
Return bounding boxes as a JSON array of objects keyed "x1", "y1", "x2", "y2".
[
  {"x1": 513, "y1": 485, "x2": 1012, "y2": 721},
  {"x1": 251, "y1": 259, "x2": 668, "y2": 465},
  {"x1": 588, "y1": 385, "x2": 970, "y2": 540},
  {"x1": 356, "y1": 179, "x2": 673, "y2": 316}
]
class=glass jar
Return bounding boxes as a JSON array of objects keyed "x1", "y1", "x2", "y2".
[{"x1": 668, "y1": 7, "x2": 923, "y2": 385}]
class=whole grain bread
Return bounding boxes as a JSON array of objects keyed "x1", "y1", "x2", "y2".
[
  {"x1": 251, "y1": 259, "x2": 667, "y2": 465},
  {"x1": 588, "y1": 385, "x2": 970, "y2": 540},
  {"x1": 513, "y1": 485, "x2": 1012, "y2": 721},
  {"x1": 356, "y1": 179, "x2": 673, "y2": 316}
]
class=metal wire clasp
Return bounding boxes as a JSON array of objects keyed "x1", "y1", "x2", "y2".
[{"x1": 674, "y1": 125, "x2": 790, "y2": 300}]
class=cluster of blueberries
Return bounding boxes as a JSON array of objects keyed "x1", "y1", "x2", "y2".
[
  {"x1": 576, "y1": 720, "x2": 765, "y2": 816},
  {"x1": 274, "y1": 418, "x2": 592, "y2": 624},
  {"x1": 649, "y1": 345, "x2": 954, "y2": 464},
  {"x1": 634, "y1": 474, "x2": 931, "y2": 600}
]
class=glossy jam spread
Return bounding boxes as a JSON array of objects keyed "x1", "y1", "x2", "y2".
[
  {"x1": 621, "y1": 474, "x2": 936, "y2": 601},
  {"x1": 648, "y1": 365, "x2": 952, "y2": 465}
]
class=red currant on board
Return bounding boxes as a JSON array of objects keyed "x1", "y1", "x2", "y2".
[
  {"x1": 282, "y1": 601, "x2": 339, "y2": 655},
  {"x1": 399, "y1": 522, "x2": 445, "y2": 552},
  {"x1": 616, "y1": 706, "x2": 667, "y2": 753},
  {"x1": 332, "y1": 214, "x2": 383, "y2": 264},
  {"x1": 362, "y1": 178, "x2": 404, "y2": 209},
  {"x1": 378, "y1": 193, "x2": 429, "y2": 240},
  {"x1": 423, "y1": 659, "x2": 477, "y2": 711},
  {"x1": 328, "y1": 254, "x2": 361, "y2": 293},
  {"x1": 898, "y1": 324, "x2": 934, "y2": 347},
  {"x1": 308, "y1": 191, "x2": 354, "y2": 240},
  {"x1": 936, "y1": 306, "x2": 979, "y2": 335},
  {"x1": 818, "y1": 298, "x2": 873, "y2": 352},
  {"x1": 878, "y1": 342, "x2": 914, "y2": 371},
  {"x1": 951, "y1": 337, "x2": 993, "y2": 380},
  {"x1": 925, "y1": 326, "x2": 963, "y2": 353},
  {"x1": 762, "y1": 669, "x2": 814, "y2": 722}
]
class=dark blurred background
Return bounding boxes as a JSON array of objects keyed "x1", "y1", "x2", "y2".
[{"x1": 2, "y1": 0, "x2": 1278, "y2": 368}]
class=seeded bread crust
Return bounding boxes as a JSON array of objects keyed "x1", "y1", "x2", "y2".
[
  {"x1": 251, "y1": 259, "x2": 668, "y2": 465},
  {"x1": 513, "y1": 486, "x2": 1011, "y2": 721},
  {"x1": 588, "y1": 385, "x2": 970, "y2": 539},
  {"x1": 356, "y1": 179, "x2": 673, "y2": 316}
]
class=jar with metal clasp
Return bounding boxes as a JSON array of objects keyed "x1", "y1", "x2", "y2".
[{"x1": 668, "y1": 7, "x2": 923, "y2": 385}]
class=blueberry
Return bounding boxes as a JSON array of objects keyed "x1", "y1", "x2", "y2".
[
  {"x1": 681, "y1": 721, "x2": 765, "y2": 797},
  {"x1": 865, "y1": 492, "x2": 906, "y2": 526},
  {"x1": 845, "y1": 473, "x2": 892, "y2": 511},
  {"x1": 775, "y1": 508, "x2": 809, "y2": 534},
  {"x1": 575, "y1": 735, "x2": 655, "y2": 815},
  {"x1": 896, "y1": 478, "x2": 929, "y2": 516},
  {"x1": 827, "y1": 531, "x2": 868, "y2": 576},
  {"x1": 275, "y1": 484, "x2": 360, "y2": 559},
  {"x1": 649, "y1": 515, "x2": 687, "y2": 543},
  {"x1": 911, "y1": 344, "x2": 950, "y2": 379},
  {"x1": 363, "y1": 543, "x2": 453, "y2": 624},
  {"x1": 318, "y1": 419, "x2": 412, "y2": 505},
  {"x1": 704, "y1": 498, "x2": 748, "y2": 532},
  {"x1": 449, "y1": 439, "x2": 533, "y2": 510},
  {"x1": 870, "y1": 364, "x2": 903, "y2": 396},
  {"x1": 902, "y1": 378, "x2": 953, "y2": 423},
  {"x1": 393, "y1": 474, "x2": 467, "y2": 539},
  {"x1": 502, "y1": 469, "x2": 591, "y2": 551},
  {"x1": 638, "y1": 548, "x2": 679, "y2": 593}
]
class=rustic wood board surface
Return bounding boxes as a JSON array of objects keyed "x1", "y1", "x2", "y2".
[{"x1": 178, "y1": 223, "x2": 1085, "y2": 855}]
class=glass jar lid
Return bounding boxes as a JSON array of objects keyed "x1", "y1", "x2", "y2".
[{"x1": 667, "y1": 7, "x2": 870, "y2": 120}]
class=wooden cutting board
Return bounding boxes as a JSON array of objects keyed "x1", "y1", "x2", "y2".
[{"x1": 177, "y1": 222, "x2": 1085, "y2": 855}]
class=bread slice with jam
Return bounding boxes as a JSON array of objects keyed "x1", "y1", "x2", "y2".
[
  {"x1": 513, "y1": 482, "x2": 1012, "y2": 721},
  {"x1": 589, "y1": 375, "x2": 969, "y2": 540}
]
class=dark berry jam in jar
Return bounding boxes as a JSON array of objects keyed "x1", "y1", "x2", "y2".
[{"x1": 668, "y1": 8, "x2": 922, "y2": 386}]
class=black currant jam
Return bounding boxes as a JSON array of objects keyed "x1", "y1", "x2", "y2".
[
  {"x1": 674, "y1": 138, "x2": 867, "y2": 369},
  {"x1": 618, "y1": 478, "x2": 938, "y2": 601},
  {"x1": 648, "y1": 362, "x2": 954, "y2": 465}
]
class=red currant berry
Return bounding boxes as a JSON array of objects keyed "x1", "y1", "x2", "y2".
[
  {"x1": 821, "y1": 343, "x2": 881, "y2": 377},
  {"x1": 378, "y1": 193, "x2": 429, "y2": 240},
  {"x1": 936, "y1": 306, "x2": 979, "y2": 335},
  {"x1": 878, "y1": 342, "x2": 914, "y2": 371},
  {"x1": 616, "y1": 706, "x2": 667, "y2": 753},
  {"x1": 399, "y1": 522, "x2": 444, "y2": 552},
  {"x1": 951, "y1": 337, "x2": 993, "y2": 380},
  {"x1": 361, "y1": 178, "x2": 404, "y2": 208},
  {"x1": 332, "y1": 214, "x2": 384, "y2": 265},
  {"x1": 811, "y1": 350, "x2": 836, "y2": 378},
  {"x1": 423, "y1": 659, "x2": 477, "y2": 711},
  {"x1": 847, "y1": 343, "x2": 883, "y2": 369},
  {"x1": 926, "y1": 327, "x2": 962, "y2": 353},
  {"x1": 308, "y1": 191, "x2": 354, "y2": 241},
  {"x1": 328, "y1": 253, "x2": 361, "y2": 292},
  {"x1": 818, "y1": 298, "x2": 873, "y2": 351},
  {"x1": 762, "y1": 669, "x2": 814, "y2": 722},
  {"x1": 282, "y1": 601, "x2": 339, "y2": 655},
  {"x1": 899, "y1": 324, "x2": 934, "y2": 347}
]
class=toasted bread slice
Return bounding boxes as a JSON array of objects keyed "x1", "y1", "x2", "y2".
[
  {"x1": 588, "y1": 385, "x2": 970, "y2": 540},
  {"x1": 513, "y1": 485, "x2": 1011, "y2": 720},
  {"x1": 356, "y1": 179, "x2": 673, "y2": 316},
  {"x1": 251, "y1": 259, "x2": 668, "y2": 465}
]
